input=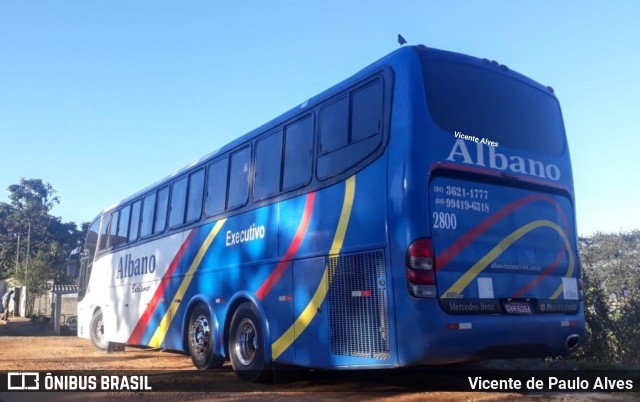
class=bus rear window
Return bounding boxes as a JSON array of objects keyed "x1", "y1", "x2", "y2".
[{"x1": 422, "y1": 59, "x2": 565, "y2": 155}]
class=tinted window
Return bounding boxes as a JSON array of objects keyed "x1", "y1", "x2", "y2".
[
  {"x1": 128, "y1": 200, "x2": 141, "y2": 242},
  {"x1": 254, "y1": 131, "x2": 283, "y2": 200},
  {"x1": 107, "y1": 211, "x2": 119, "y2": 250},
  {"x1": 351, "y1": 79, "x2": 383, "y2": 142},
  {"x1": 186, "y1": 168, "x2": 205, "y2": 223},
  {"x1": 98, "y1": 214, "x2": 111, "y2": 252},
  {"x1": 116, "y1": 205, "x2": 130, "y2": 247},
  {"x1": 84, "y1": 218, "x2": 100, "y2": 261},
  {"x1": 283, "y1": 115, "x2": 313, "y2": 191},
  {"x1": 169, "y1": 178, "x2": 188, "y2": 228},
  {"x1": 154, "y1": 186, "x2": 169, "y2": 234},
  {"x1": 317, "y1": 77, "x2": 385, "y2": 180},
  {"x1": 80, "y1": 218, "x2": 101, "y2": 293},
  {"x1": 319, "y1": 96, "x2": 349, "y2": 154},
  {"x1": 140, "y1": 193, "x2": 156, "y2": 238},
  {"x1": 422, "y1": 58, "x2": 565, "y2": 154},
  {"x1": 205, "y1": 158, "x2": 228, "y2": 217},
  {"x1": 227, "y1": 147, "x2": 251, "y2": 209}
]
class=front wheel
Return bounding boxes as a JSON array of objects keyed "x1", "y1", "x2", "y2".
[
  {"x1": 89, "y1": 309, "x2": 108, "y2": 350},
  {"x1": 229, "y1": 302, "x2": 272, "y2": 382},
  {"x1": 188, "y1": 304, "x2": 224, "y2": 369}
]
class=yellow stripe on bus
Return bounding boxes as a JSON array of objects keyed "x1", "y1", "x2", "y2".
[
  {"x1": 442, "y1": 220, "x2": 574, "y2": 300},
  {"x1": 271, "y1": 175, "x2": 355, "y2": 360},
  {"x1": 148, "y1": 219, "x2": 227, "y2": 348}
]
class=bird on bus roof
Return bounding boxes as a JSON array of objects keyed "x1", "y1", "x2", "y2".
[{"x1": 397, "y1": 34, "x2": 407, "y2": 45}]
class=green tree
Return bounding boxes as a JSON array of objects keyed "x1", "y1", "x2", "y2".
[
  {"x1": 0, "y1": 178, "x2": 85, "y2": 314},
  {"x1": 579, "y1": 231, "x2": 640, "y2": 297},
  {"x1": 572, "y1": 267, "x2": 617, "y2": 362},
  {"x1": 613, "y1": 291, "x2": 640, "y2": 363},
  {"x1": 573, "y1": 230, "x2": 640, "y2": 364},
  {"x1": 13, "y1": 251, "x2": 54, "y2": 316}
]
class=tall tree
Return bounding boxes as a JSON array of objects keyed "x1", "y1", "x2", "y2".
[
  {"x1": 0, "y1": 178, "x2": 84, "y2": 285},
  {"x1": 7, "y1": 178, "x2": 59, "y2": 213}
]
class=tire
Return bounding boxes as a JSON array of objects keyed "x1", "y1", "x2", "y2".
[
  {"x1": 229, "y1": 302, "x2": 272, "y2": 382},
  {"x1": 188, "y1": 304, "x2": 225, "y2": 370},
  {"x1": 90, "y1": 309, "x2": 108, "y2": 350}
]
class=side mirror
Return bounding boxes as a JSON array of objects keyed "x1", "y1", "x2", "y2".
[{"x1": 67, "y1": 247, "x2": 82, "y2": 279}]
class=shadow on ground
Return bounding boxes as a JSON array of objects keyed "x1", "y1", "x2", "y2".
[{"x1": 0, "y1": 316, "x2": 58, "y2": 336}]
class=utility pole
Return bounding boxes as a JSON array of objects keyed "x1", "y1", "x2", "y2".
[
  {"x1": 15, "y1": 233, "x2": 20, "y2": 273},
  {"x1": 26, "y1": 220, "x2": 31, "y2": 285}
]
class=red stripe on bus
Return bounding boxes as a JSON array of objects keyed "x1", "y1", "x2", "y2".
[
  {"x1": 436, "y1": 194, "x2": 563, "y2": 271},
  {"x1": 256, "y1": 192, "x2": 315, "y2": 301},
  {"x1": 128, "y1": 230, "x2": 197, "y2": 344},
  {"x1": 511, "y1": 248, "x2": 566, "y2": 298}
]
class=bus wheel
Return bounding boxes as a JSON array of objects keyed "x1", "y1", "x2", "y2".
[
  {"x1": 229, "y1": 302, "x2": 272, "y2": 382},
  {"x1": 90, "y1": 309, "x2": 108, "y2": 350},
  {"x1": 188, "y1": 304, "x2": 224, "y2": 369}
]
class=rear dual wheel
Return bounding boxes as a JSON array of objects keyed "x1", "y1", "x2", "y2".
[{"x1": 229, "y1": 302, "x2": 272, "y2": 382}]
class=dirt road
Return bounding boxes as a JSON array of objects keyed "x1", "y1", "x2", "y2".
[{"x1": 0, "y1": 318, "x2": 629, "y2": 401}]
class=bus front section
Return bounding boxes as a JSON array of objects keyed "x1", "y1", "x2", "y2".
[{"x1": 394, "y1": 46, "x2": 583, "y2": 366}]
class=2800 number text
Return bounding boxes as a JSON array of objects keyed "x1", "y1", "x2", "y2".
[{"x1": 432, "y1": 212, "x2": 457, "y2": 230}]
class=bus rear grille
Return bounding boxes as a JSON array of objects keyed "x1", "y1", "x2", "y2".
[{"x1": 328, "y1": 250, "x2": 390, "y2": 360}]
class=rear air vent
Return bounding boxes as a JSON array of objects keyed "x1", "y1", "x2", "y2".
[{"x1": 328, "y1": 250, "x2": 390, "y2": 360}]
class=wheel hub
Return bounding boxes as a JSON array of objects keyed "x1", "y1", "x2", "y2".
[
  {"x1": 191, "y1": 315, "x2": 210, "y2": 354},
  {"x1": 96, "y1": 318, "x2": 104, "y2": 342},
  {"x1": 235, "y1": 318, "x2": 257, "y2": 366}
]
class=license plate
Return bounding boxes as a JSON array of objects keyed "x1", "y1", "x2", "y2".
[{"x1": 503, "y1": 301, "x2": 533, "y2": 314}]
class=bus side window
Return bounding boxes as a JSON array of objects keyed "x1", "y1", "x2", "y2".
[
  {"x1": 115, "y1": 205, "x2": 130, "y2": 247},
  {"x1": 254, "y1": 131, "x2": 283, "y2": 201},
  {"x1": 205, "y1": 158, "x2": 228, "y2": 217},
  {"x1": 227, "y1": 147, "x2": 251, "y2": 210},
  {"x1": 98, "y1": 214, "x2": 112, "y2": 252},
  {"x1": 317, "y1": 78, "x2": 384, "y2": 180},
  {"x1": 282, "y1": 115, "x2": 313, "y2": 192},
  {"x1": 79, "y1": 218, "x2": 101, "y2": 295},
  {"x1": 319, "y1": 96, "x2": 349, "y2": 154},
  {"x1": 154, "y1": 186, "x2": 169, "y2": 234},
  {"x1": 84, "y1": 218, "x2": 100, "y2": 265},
  {"x1": 128, "y1": 200, "x2": 141, "y2": 242},
  {"x1": 186, "y1": 168, "x2": 205, "y2": 223},
  {"x1": 169, "y1": 177, "x2": 188, "y2": 229},
  {"x1": 107, "y1": 210, "x2": 119, "y2": 250},
  {"x1": 140, "y1": 192, "x2": 156, "y2": 238},
  {"x1": 351, "y1": 79, "x2": 383, "y2": 142}
]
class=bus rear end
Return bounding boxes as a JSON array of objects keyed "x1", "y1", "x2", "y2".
[{"x1": 394, "y1": 46, "x2": 583, "y2": 365}]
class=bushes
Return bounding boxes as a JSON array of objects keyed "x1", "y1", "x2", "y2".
[{"x1": 572, "y1": 231, "x2": 640, "y2": 364}]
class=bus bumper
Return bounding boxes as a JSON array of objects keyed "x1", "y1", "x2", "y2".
[{"x1": 396, "y1": 299, "x2": 585, "y2": 366}]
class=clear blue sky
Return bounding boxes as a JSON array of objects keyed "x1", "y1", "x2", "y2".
[{"x1": 1, "y1": 1, "x2": 638, "y2": 235}]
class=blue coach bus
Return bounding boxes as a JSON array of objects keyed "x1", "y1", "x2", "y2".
[{"x1": 69, "y1": 45, "x2": 583, "y2": 381}]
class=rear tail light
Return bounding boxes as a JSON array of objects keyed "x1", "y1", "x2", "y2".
[{"x1": 406, "y1": 238, "x2": 437, "y2": 298}]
